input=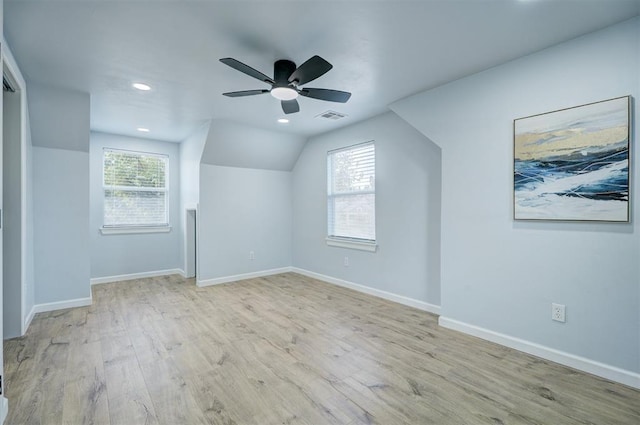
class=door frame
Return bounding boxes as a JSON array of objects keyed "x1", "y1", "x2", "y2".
[{"x1": 2, "y1": 39, "x2": 29, "y2": 336}]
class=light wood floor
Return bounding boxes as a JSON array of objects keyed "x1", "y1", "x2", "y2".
[{"x1": 3, "y1": 273, "x2": 639, "y2": 425}]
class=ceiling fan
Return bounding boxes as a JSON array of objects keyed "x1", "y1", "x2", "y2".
[{"x1": 220, "y1": 55, "x2": 351, "y2": 114}]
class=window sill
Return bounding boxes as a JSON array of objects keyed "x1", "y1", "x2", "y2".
[
  {"x1": 100, "y1": 226, "x2": 171, "y2": 235},
  {"x1": 326, "y1": 237, "x2": 377, "y2": 252}
]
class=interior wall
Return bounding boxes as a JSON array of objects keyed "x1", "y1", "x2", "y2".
[
  {"x1": 198, "y1": 164, "x2": 292, "y2": 282},
  {"x1": 2, "y1": 82, "x2": 21, "y2": 338},
  {"x1": 292, "y1": 112, "x2": 442, "y2": 306},
  {"x1": 179, "y1": 122, "x2": 209, "y2": 277},
  {"x1": 0, "y1": 0, "x2": 6, "y2": 420},
  {"x1": 24, "y1": 107, "x2": 33, "y2": 323},
  {"x1": 27, "y1": 83, "x2": 89, "y2": 152},
  {"x1": 2, "y1": 40, "x2": 34, "y2": 335},
  {"x1": 28, "y1": 83, "x2": 90, "y2": 306},
  {"x1": 33, "y1": 146, "x2": 90, "y2": 304},
  {"x1": 390, "y1": 18, "x2": 639, "y2": 374},
  {"x1": 180, "y1": 122, "x2": 208, "y2": 209},
  {"x1": 89, "y1": 132, "x2": 181, "y2": 279}
]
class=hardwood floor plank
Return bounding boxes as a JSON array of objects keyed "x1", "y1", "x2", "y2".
[
  {"x1": 62, "y1": 340, "x2": 110, "y2": 425},
  {"x1": 100, "y1": 330, "x2": 159, "y2": 425},
  {"x1": 138, "y1": 357, "x2": 209, "y2": 425},
  {"x1": 25, "y1": 336, "x2": 70, "y2": 425},
  {"x1": 104, "y1": 357, "x2": 159, "y2": 425},
  {"x1": 3, "y1": 272, "x2": 639, "y2": 425}
]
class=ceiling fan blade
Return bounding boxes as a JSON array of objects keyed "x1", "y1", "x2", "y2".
[
  {"x1": 288, "y1": 55, "x2": 332, "y2": 85},
  {"x1": 299, "y1": 88, "x2": 351, "y2": 103},
  {"x1": 282, "y1": 99, "x2": 300, "y2": 114},
  {"x1": 220, "y1": 58, "x2": 275, "y2": 85},
  {"x1": 223, "y1": 89, "x2": 270, "y2": 97}
]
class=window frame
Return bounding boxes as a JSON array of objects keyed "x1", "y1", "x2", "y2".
[
  {"x1": 326, "y1": 141, "x2": 377, "y2": 252},
  {"x1": 100, "y1": 148, "x2": 171, "y2": 235}
]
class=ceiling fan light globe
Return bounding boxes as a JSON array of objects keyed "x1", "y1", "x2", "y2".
[{"x1": 270, "y1": 87, "x2": 298, "y2": 101}]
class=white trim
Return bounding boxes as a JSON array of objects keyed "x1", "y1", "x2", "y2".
[
  {"x1": 291, "y1": 267, "x2": 441, "y2": 315},
  {"x1": 32, "y1": 296, "x2": 92, "y2": 315},
  {"x1": 91, "y1": 268, "x2": 184, "y2": 285},
  {"x1": 439, "y1": 316, "x2": 640, "y2": 390},
  {"x1": 24, "y1": 304, "x2": 36, "y2": 332},
  {"x1": 326, "y1": 237, "x2": 378, "y2": 252},
  {"x1": 0, "y1": 396, "x2": 8, "y2": 425},
  {"x1": 3, "y1": 39, "x2": 29, "y2": 337},
  {"x1": 100, "y1": 225, "x2": 171, "y2": 235},
  {"x1": 197, "y1": 267, "x2": 294, "y2": 287}
]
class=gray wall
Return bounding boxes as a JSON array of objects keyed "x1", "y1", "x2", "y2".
[
  {"x1": 27, "y1": 83, "x2": 91, "y2": 307},
  {"x1": 391, "y1": 18, "x2": 639, "y2": 373},
  {"x1": 2, "y1": 86, "x2": 21, "y2": 338},
  {"x1": 33, "y1": 147, "x2": 90, "y2": 303},
  {"x1": 0, "y1": 0, "x2": 5, "y2": 402},
  {"x1": 2, "y1": 40, "x2": 34, "y2": 339},
  {"x1": 24, "y1": 108, "x2": 34, "y2": 322},
  {"x1": 179, "y1": 123, "x2": 209, "y2": 276},
  {"x1": 90, "y1": 132, "x2": 181, "y2": 279},
  {"x1": 27, "y1": 83, "x2": 90, "y2": 152},
  {"x1": 180, "y1": 123, "x2": 208, "y2": 210},
  {"x1": 292, "y1": 112, "x2": 442, "y2": 306},
  {"x1": 198, "y1": 164, "x2": 292, "y2": 281}
]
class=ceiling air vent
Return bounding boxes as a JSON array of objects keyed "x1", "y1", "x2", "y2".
[{"x1": 315, "y1": 110, "x2": 347, "y2": 121}]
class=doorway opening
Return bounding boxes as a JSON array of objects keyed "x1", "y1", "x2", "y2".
[{"x1": 185, "y1": 208, "x2": 197, "y2": 279}]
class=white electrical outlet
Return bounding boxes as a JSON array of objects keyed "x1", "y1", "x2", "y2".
[
  {"x1": 343, "y1": 257, "x2": 349, "y2": 267},
  {"x1": 552, "y1": 303, "x2": 566, "y2": 323},
  {"x1": 249, "y1": 251, "x2": 255, "y2": 260}
]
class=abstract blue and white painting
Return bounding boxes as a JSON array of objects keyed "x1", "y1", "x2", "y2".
[{"x1": 514, "y1": 96, "x2": 630, "y2": 221}]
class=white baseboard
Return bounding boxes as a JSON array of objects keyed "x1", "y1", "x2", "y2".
[
  {"x1": 439, "y1": 316, "x2": 640, "y2": 390},
  {"x1": 291, "y1": 267, "x2": 441, "y2": 315},
  {"x1": 23, "y1": 304, "x2": 36, "y2": 333},
  {"x1": 90, "y1": 268, "x2": 185, "y2": 285},
  {"x1": 0, "y1": 396, "x2": 8, "y2": 425},
  {"x1": 197, "y1": 267, "x2": 294, "y2": 287},
  {"x1": 32, "y1": 296, "x2": 93, "y2": 315}
]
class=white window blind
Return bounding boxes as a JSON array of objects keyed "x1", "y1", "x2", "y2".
[
  {"x1": 103, "y1": 149, "x2": 169, "y2": 228},
  {"x1": 327, "y1": 142, "x2": 375, "y2": 242}
]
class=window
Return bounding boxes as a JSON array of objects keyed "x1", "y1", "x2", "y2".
[
  {"x1": 327, "y1": 142, "x2": 376, "y2": 250},
  {"x1": 102, "y1": 148, "x2": 169, "y2": 231}
]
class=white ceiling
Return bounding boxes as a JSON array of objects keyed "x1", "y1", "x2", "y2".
[{"x1": 5, "y1": 0, "x2": 640, "y2": 142}]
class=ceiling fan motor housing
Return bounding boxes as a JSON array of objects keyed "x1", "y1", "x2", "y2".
[{"x1": 274, "y1": 60, "x2": 297, "y2": 87}]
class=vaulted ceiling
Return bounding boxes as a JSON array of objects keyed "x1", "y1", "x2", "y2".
[{"x1": 5, "y1": 0, "x2": 640, "y2": 142}]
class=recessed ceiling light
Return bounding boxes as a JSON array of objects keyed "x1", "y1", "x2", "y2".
[
  {"x1": 137, "y1": 127, "x2": 150, "y2": 132},
  {"x1": 132, "y1": 82, "x2": 151, "y2": 91},
  {"x1": 277, "y1": 118, "x2": 289, "y2": 124}
]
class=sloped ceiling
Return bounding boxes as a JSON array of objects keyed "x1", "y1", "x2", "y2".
[
  {"x1": 5, "y1": 0, "x2": 640, "y2": 144},
  {"x1": 201, "y1": 119, "x2": 307, "y2": 171}
]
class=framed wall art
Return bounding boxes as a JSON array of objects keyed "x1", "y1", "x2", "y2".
[{"x1": 514, "y1": 96, "x2": 630, "y2": 222}]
